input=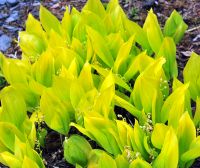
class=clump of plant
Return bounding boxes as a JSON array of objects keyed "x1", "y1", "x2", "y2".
[{"x1": 0, "y1": 0, "x2": 199, "y2": 167}]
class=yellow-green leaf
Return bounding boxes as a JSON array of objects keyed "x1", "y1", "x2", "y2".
[
  {"x1": 143, "y1": 9, "x2": 163, "y2": 54},
  {"x1": 40, "y1": 5, "x2": 61, "y2": 34},
  {"x1": 164, "y1": 10, "x2": 188, "y2": 44},
  {"x1": 153, "y1": 128, "x2": 178, "y2": 168}
]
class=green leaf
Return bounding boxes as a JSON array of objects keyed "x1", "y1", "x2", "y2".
[
  {"x1": 0, "y1": 122, "x2": 25, "y2": 152},
  {"x1": 132, "y1": 120, "x2": 149, "y2": 160},
  {"x1": 181, "y1": 136, "x2": 200, "y2": 163},
  {"x1": 61, "y1": 6, "x2": 73, "y2": 43},
  {"x1": 113, "y1": 35, "x2": 135, "y2": 74},
  {"x1": 143, "y1": 9, "x2": 163, "y2": 54},
  {"x1": 153, "y1": 128, "x2": 178, "y2": 168},
  {"x1": 64, "y1": 135, "x2": 92, "y2": 166},
  {"x1": 183, "y1": 52, "x2": 200, "y2": 100},
  {"x1": 98, "y1": 153, "x2": 117, "y2": 168},
  {"x1": 86, "y1": 27, "x2": 114, "y2": 67},
  {"x1": 129, "y1": 158, "x2": 152, "y2": 168},
  {"x1": 164, "y1": 10, "x2": 188, "y2": 44},
  {"x1": 156, "y1": 37, "x2": 178, "y2": 79},
  {"x1": 78, "y1": 63, "x2": 94, "y2": 92},
  {"x1": 70, "y1": 81, "x2": 85, "y2": 110},
  {"x1": 0, "y1": 87, "x2": 26, "y2": 129},
  {"x1": 94, "y1": 72, "x2": 115, "y2": 119},
  {"x1": 161, "y1": 83, "x2": 190, "y2": 128},
  {"x1": 83, "y1": 0, "x2": 106, "y2": 18},
  {"x1": 92, "y1": 64, "x2": 132, "y2": 92},
  {"x1": 0, "y1": 151, "x2": 21, "y2": 168},
  {"x1": 124, "y1": 51, "x2": 154, "y2": 81},
  {"x1": 124, "y1": 19, "x2": 151, "y2": 53},
  {"x1": 114, "y1": 95, "x2": 141, "y2": 119},
  {"x1": 40, "y1": 5, "x2": 61, "y2": 34},
  {"x1": 177, "y1": 112, "x2": 196, "y2": 157},
  {"x1": 40, "y1": 90, "x2": 70, "y2": 135},
  {"x1": 84, "y1": 117, "x2": 121, "y2": 156},
  {"x1": 106, "y1": 33, "x2": 124, "y2": 59},
  {"x1": 32, "y1": 49, "x2": 55, "y2": 87},
  {"x1": 194, "y1": 97, "x2": 200, "y2": 126},
  {"x1": 1, "y1": 56, "x2": 30, "y2": 85},
  {"x1": 115, "y1": 155, "x2": 129, "y2": 168},
  {"x1": 82, "y1": 10, "x2": 106, "y2": 36},
  {"x1": 151, "y1": 123, "x2": 169, "y2": 149},
  {"x1": 19, "y1": 32, "x2": 46, "y2": 61},
  {"x1": 22, "y1": 156, "x2": 39, "y2": 168},
  {"x1": 26, "y1": 14, "x2": 46, "y2": 40},
  {"x1": 131, "y1": 58, "x2": 165, "y2": 117}
]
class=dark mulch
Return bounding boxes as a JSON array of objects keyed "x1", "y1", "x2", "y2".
[{"x1": 0, "y1": 0, "x2": 199, "y2": 167}]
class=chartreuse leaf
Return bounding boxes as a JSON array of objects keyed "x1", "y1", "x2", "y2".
[
  {"x1": 83, "y1": 0, "x2": 106, "y2": 18},
  {"x1": 0, "y1": 151, "x2": 21, "y2": 168},
  {"x1": 98, "y1": 152, "x2": 117, "y2": 168},
  {"x1": 86, "y1": 27, "x2": 114, "y2": 67},
  {"x1": 177, "y1": 112, "x2": 196, "y2": 161},
  {"x1": 143, "y1": 9, "x2": 163, "y2": 54},
  {"x1": 61, "y1": 6, "x2": 73, "y2": 44},
  {"x1": 48, "y1": 30, "x2": 66, "y2": 49},
  {"x1": 153, "y1": 128, "x2": 178, "y2": 168},
  {"x1": 114, "y1": 94, "x2": 141, "y2": 119},
  {"x1": 164, "y1": 10, "x2": 188, "y2": 44},
  {"x1": 151, "y1": 123, "x2": 169, "y2": 149},
  {"x1": 129, "y1": 158, "x2": 152, "y2": 168},
  {"x1": 40, "y1": 89, "x2": 70, "y2": 135},
  {"x1": 11, "y1": 83, "x2": 40, "y2": 112},
  {"x1": 78, "y1": 62, "x2": 94, "y2": 92},
  {"x1": 106, "y1": 0, "x2": 126, "y2": 19},
  {"x1": 106, "y1": 33, "x2": 124, "y2": 59},
  {"x1": 32, "y1": 49, "x2": 55, "y2": 87},
  {"x1": 14, "y1": 137, "x2": 45, "y2": 168},
  {"x1": 84, "y1": 117, "x2": 121, "y2": 156},
  {"x1": 124, "y1": 51, "x2": 154, "y2": 81},
  {"x1": 131, "y1": 58, "x2": 165, "y2": 120},
  {"x1": 124, "y1": 19, "x2": 151, "y2": 53},
  {"x1": 94, "y1": 72, "x2": 115, "y2": 119},
  {"x1": 26, "y1": 14, "x2": 45, "y2": 39},
  {"x1": 181, "y1": 136, "x2": 200, "y2": 165},
  {"x1": 194, "y1": 97, "x2": 200, "y2": 126},
  {"x1": 113, "y1": 35, "x2": 134, "y2": 74},
  {"x1": 88, "y1": 149, "x2": 116, "y2": 168},
  {"x1": 0, "y1": 122, "x2": 25, "y2": 152},
  {"x1": 156, "y1": 37, "x2": 178, "y2": 79},
  {"x1": 82, "y1": 10, "x2": 106, "y2": 36},
  {"x1": 40, "y1": 5, "x2": 61, "y2": 34},
  {"x1": 134, "y1": 120, "x2": 149, "y2": 160},
  {"x1": 161, "y1": 83, "x2": 190, "y2": 128},
  {"x1": 22, "y1": 156, "x2": 39, "y2": 168},
  {"x1": 1, "y1": 54, "x2": 30, "y2": 85},
  {"x1": 0, "y1": 87, "x2": 26, "y2": 129},
  {"x1": 183, "y1": 52, "x2": 200, "y2": 100},
  {"x1": 115, "y1": 154, "x2": 129, "y2": 168},
  {"x1": 19, "y1": 32, "x2": 46, "y2": 61},
  {"x1": 92, "y1": 64, "x2": 132, "y2": 92}
]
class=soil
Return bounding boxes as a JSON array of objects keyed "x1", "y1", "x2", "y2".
[{"x1": 0, "y1": 0, "x2": 199, "y2": 168}]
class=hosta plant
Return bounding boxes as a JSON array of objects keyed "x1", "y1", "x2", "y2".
[{"x1": 0, "y1": 0, "x2": 199, "y2": 168}]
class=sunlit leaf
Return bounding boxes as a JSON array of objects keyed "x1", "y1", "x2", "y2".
[
  {"x1": 40, "y1": 5, "x2": 61, "y2": 34},
  {"x1": 156, "y1": 37, "x2": 178, "y2": 79},
  {"x1": 183, "y1": 52, "x2": 200, "y2": 100},
  {"x1": 143, "y1": 9, "x2": 163, "y2": 54},
  {"x1": 164, "y1": 10, "x2": 188, "y2": 44},
  {"x1": 153, "y1": 128, "x2": 178, "y2": 168},
  {"x1": 151, "y1": 123, "x2": 169, "y2": 149}
]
